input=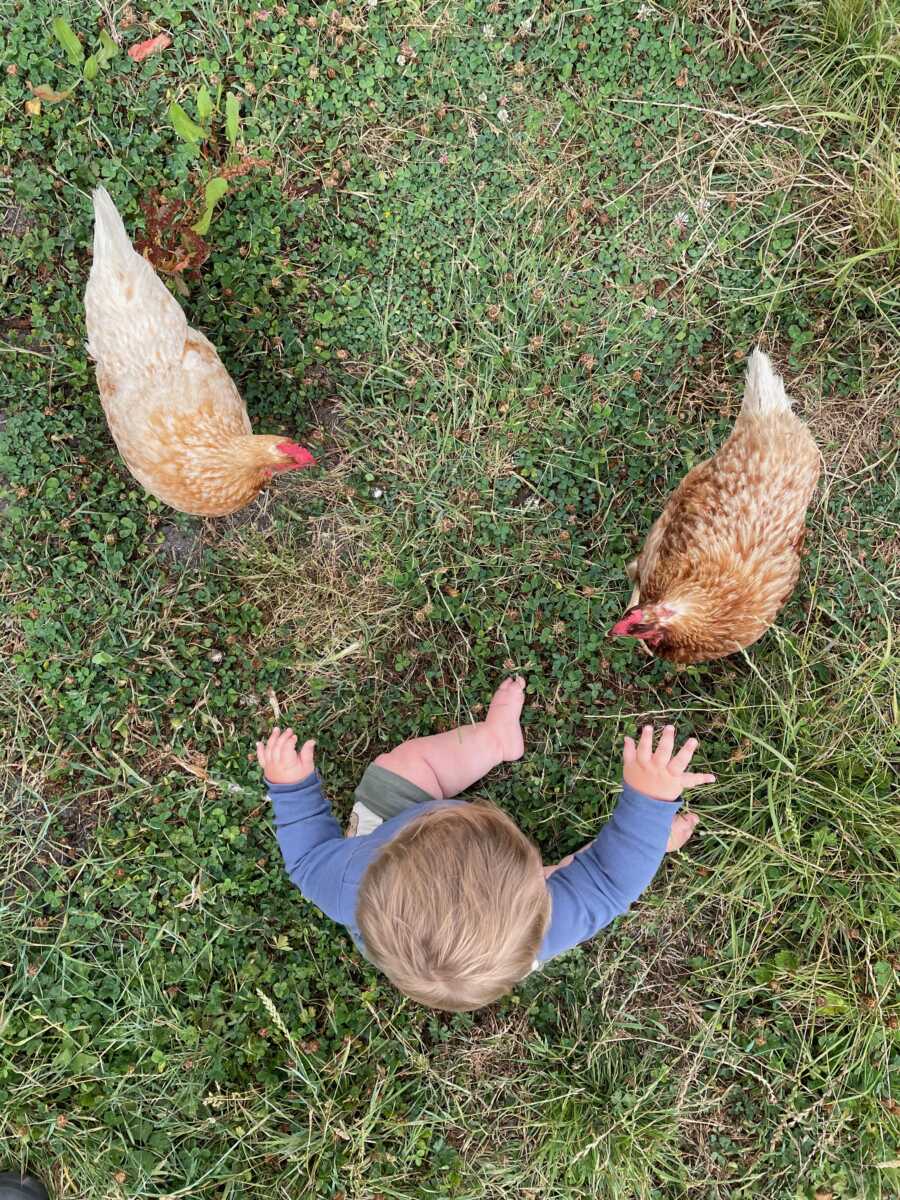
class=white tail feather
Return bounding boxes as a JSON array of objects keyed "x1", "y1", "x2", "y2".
[
  {"x1": 91, "y1": 186, "x2": 136, "y2": 265},
  {"x1": 741, "y1": 348, "x2": 791, "y2": 414},
  {"x1": 85, "y1": 186, "x2": 186, "y2": 371}
]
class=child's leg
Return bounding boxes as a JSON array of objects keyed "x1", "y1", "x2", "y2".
[{"x1": 374, "y1": 676, "x2": 526, "y2": 799}]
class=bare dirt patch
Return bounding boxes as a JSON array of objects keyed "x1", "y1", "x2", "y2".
[
  {"x1": 211, "y1": 492, "x2": 404, "y2": 708},
  {"x1": 2, "y1": 771, "x2": 105, "y2": 896},
  {"x1": 156, "y1": 522, "x2": 205, "y2": 568},
  {"x1": 807, "y1": 363, "x2": 900, "y2": 473},
  {"x1": 2, "y1": 203, "x2": 34, "y2": 237}
]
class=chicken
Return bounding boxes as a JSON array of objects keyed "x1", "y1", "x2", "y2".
[
  {"x1": 84, "y1": 187, "x2": 315, "y2": 517},
  {"x1": 609, "y1": 349, "x2": 821, "y2": 664}
]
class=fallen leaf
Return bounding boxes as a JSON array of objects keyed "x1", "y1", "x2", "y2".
[
  {"x1": 127, "y1": 32, "x2": 172, "y2": 62},
  {"x1": 25, "y1": 98, "x2": 41, "y2": 117},
  {"x1": 30, "y1": 83, "x2": 74, "y2": 103}
]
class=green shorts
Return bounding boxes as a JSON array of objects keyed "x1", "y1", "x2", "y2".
[
  {"x1": 347, "y1": 763, "x2": 437, "y2": 835},
  {"x1": 353, "y1": 763, "x2": 434, "y2": 822}
]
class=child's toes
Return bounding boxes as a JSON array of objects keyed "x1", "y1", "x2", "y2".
[{"x1": 500, "y1": 675, "x2": 524, "y2": 690}]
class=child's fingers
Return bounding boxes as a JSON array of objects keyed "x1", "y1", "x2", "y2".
[
  {"x1": 654, "y1": 724, "x2": 675, "y2": 763},
  {"x1": 299, "y1": 739, "x2": 316, "y2": 770},
  {"x1": 266, "y1": 727, "x2": 281, "y2": 750},
  {"x1": 666, "y1": 811, "x2": 700, "y2": 851},
  {"x1": 681, "y1": 771, "x2": 716, "y2": 788},
  {"x1": 637, "y1": 724, "x2": 654, "y2": 765},
  {"x1": 255, "y1": 741, "x2": 266, "y2": 769},
  {"x1": 622, "y1": 735, "x2": 637, "y2": 766},
  {"x1": 271, "y1": 729, "x2": 296, "y2": 761},
  {"x1": 669, "y1": 737, "x2": 698, "y2": 772}
]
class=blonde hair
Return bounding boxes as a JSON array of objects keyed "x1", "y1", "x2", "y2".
[{"x1": 356, "y1": 802, "x2": 550, "y2": 1012}]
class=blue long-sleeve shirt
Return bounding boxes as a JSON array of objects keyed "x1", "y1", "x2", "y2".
[{"x1": 268, "y1": 773, "x2": 681, "y2": 963}]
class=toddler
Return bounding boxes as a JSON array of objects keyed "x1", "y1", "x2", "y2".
[{"x1": 257, "y1": 676, "x2": 714, "y2": 1012}]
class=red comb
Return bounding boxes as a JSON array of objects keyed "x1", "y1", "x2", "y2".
[{"x1": 276, "y1": 441, "x2": 317, "y2": 468}]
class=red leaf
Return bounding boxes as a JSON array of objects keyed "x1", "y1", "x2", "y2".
[{"x1": 127, "y1": 33, "x2": 172, "y2": 62}]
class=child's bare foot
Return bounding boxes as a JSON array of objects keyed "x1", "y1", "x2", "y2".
[{"x1": 486, "y1": 675, "x2": 526, "y2": 761}]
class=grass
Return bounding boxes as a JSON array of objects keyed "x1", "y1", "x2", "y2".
[{"x1": 1, "y1": 0, "x2": 898, "y2": 1197}]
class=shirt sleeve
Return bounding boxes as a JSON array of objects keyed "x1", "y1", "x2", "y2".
[
  {"x1": 538, "y1": 782, "x2": 681, "y2": 962},
  {"x1": 268, "y1": 772, "x2": 356, "y2": 925}
]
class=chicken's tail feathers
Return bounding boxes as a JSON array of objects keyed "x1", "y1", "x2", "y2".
[
  {"x1": 741, "y1": 348, "x2": 792, "y2": 414},
  {"x1": 85, "y1": 186, "x2": 187, "y2": 371},
  {"x1": 91, "y1": 187, "x2": 136, "y2": 265}
]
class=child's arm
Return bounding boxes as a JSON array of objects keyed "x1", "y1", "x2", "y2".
[
  {"x1": 257, "y1": 728, "x2": 354, "y2": 923},
  {"x1": 539, "y1": 725, "x2": 713, "y2": 962},
  {"x1": 374, "y1": 676, "x2": 525, "y2": 799}
]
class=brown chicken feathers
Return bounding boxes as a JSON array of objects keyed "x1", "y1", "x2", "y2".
[
  {"x1": 84, "y1": 187, "x2": 314, "y2": 517},
  {"x1": 610, "y1": 350, "x2": 821, "y2": 664}
]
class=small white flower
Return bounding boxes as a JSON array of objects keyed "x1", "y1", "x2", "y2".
[
  {"x1": 397, "y1": 54, "x2": 406, "y2": 65},
  {"x1": 482, "y1": 23, "x2": 495, "y2": 39},
  {"x1": 372, "y1": 487, "x2": 384, "y2": 499},
  {"x1": 367, "y1": 0, "x2": 378, "y2": 7},
  {"x1": 497, "y1": 107, "x2": 509, "y2": 124},
  {"x1": 518, "y1": 16, "x2": 533, "y2": 33},
  {"x1": 636, "y1": 3, "x2": 653, "y2": 18},
  {"x1": 697, "y1": 197, "x2": 711, "y2": 214},
  {"x1": 478, "y1": 91, "x2": 488, "y2": 103},
  {"x1": 673, "y1": 209, "x2": 691, "y2": 229}
]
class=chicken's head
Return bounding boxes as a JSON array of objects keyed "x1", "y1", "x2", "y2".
[
  {"x1": 267, "y1": 440, "x2": 317, "y2": 475},
  {"x1": 608, "y1": 605, "x2": 672, "y2": 647}
]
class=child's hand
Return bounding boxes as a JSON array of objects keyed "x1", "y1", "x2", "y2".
[
  {"x1": 666, "y1": 812, "x2": 699, "y2": 852},
  {"x1": 623, "y1": 724, "x2": 715, "y2": 802},
  {"x1": 256, "y1": 727, "x2": 316, "y2": 786}
]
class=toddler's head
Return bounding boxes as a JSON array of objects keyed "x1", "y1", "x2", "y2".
[{"x1": 357, "y1": 802, "x2": 550, "y2": 1011}]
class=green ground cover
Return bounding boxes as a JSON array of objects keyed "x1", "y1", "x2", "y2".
[{"x1": 1, "y1": 0, "x2": 897, "y2": 1196}]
